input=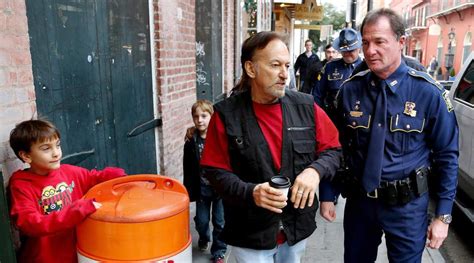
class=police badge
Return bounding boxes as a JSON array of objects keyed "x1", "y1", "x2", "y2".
[
  {"x1": 328, "y1": 68, "x2": 343, "y2": 80},
  {"x1": 403, "y1": 102, "x2": 417, "y2": 117}
]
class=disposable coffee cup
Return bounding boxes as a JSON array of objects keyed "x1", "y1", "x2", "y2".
[{"x1": 269, "y1": 176, "x2": 291, "y2": 197}]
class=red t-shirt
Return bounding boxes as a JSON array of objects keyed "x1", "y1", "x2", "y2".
[{"x1": 201, "y1": 101, "x2": 340, "y2": 173}]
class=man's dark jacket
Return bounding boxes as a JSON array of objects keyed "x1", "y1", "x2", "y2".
[
  {"x1": 203, "y1": 89, "x2": 341, "y2": 249},
  {"x1": 301, "y1": 60, "x2": 323, "y2": 94},
  {"x1": 294, "y1": 52, "x2": 320, "y2": 80}
]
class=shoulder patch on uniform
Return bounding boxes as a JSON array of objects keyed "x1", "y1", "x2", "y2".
[
  {"x1": 442, "y1": 90, "x2": 454, "y2": 112},
  {"x1": 407, "y1": 69, "x2": 443, "y2": 90}
]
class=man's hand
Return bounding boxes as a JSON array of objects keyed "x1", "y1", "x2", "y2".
[
  {"x1": 290, "y1": 168, "x2": 320, "y2": 209},
  {"x1": 253, "y1": 183, "x2": 288, "y2": 213},
  {"x1": 426, "y1": 218, "x2": 449, "y2": 249},
  {"x1": 320, "y1": 201, "x2": 336, "y2": 222}
]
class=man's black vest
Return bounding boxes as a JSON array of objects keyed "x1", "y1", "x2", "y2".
[{"x1": 214, "y1": 89, "x2": 320, "y2": 249}]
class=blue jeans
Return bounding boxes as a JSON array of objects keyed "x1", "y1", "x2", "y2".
[
  {"x1": 194, "y1": 185, "x2": 226, "y2": 258},
  {"x1": 230, "y1": 238, "x2": 308, "y2": 263}
]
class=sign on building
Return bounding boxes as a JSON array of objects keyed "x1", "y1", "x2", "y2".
[
  {"x1": 320, "y1": 25, "x2": 333, "y2": 40},
  {"x1": 294, "y1": 0, "x2": 323, "y2": 21}
]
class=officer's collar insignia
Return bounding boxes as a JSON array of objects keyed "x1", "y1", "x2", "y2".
[
  {"x1": 403, "y1": 102, "x2": 417, "y2": 117},
  {"x1": 370, "y1": 80, "x2": 376, "y2": 87},
  {"x1": 389, "y1": 80, "x2": 398, "y2": 87}
]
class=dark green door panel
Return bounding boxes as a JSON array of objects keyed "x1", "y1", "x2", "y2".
[
  {"x1": 107, "y1": 1, "x2": 156, "y2": 174},
  {"x1": 26, "y1": 0, "x2": 157, "y2": 173},
  {"x1": 195, "y1": 0, "x2": 223, "y2": 102},
  {"x1": 0, "y1": 168, "x2": 16, "y2": 263}
]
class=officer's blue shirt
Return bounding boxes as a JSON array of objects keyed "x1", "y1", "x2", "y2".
[
  {"x1": 315, "y1": 57, "x2": 362, "y2": 107},
  {"x1": 322, "y1": 62, "x2": 459, "y2": 215}
]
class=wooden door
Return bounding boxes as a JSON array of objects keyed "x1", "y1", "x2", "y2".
[{"x1": 26, "y1": 0, "x2": 158, "y2": 173}]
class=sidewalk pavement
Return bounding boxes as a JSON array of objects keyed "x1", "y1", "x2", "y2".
[{"x1": 188, "y1": 198, "x2": 445, "y2": 263}]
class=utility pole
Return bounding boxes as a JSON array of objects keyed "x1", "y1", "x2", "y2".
[{"x1": 351, "y1": 0, "x2": 357, "y2": 29}]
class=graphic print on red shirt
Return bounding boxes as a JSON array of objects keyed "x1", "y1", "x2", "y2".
[{"x1": 38, "y1": 181, "x2": 75, "y2": 214}]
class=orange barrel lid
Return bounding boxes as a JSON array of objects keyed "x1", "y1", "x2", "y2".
[
  {"x1": 78, "y1": 174, "x2": 191, "y2": 260},
  {"x1": 83, "y1": 174, "x2": 189, "y2": 222}
]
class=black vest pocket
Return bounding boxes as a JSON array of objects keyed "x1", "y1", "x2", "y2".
[{"x1": 293, "y1": 140, "x2": 316, "y2": 175}]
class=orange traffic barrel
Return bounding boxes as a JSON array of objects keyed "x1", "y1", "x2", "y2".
[{"x1": 76, "y1": 174, "x2": 191, "y2": 262}]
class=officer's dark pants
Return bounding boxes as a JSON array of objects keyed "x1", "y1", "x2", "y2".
[{"x1": 343, "y1": 192, "x2": 429, "y2": 263}]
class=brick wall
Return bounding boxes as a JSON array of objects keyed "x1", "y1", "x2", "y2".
[
  {"x1": 152, "y1": 1, "x2": 237, "y2": 179},
  {"x1": 152, "y1": 0, "x2": 196, "y2": 179},
  {"x1": 223, "y1": 0, "x2": 236, "y2": 94},
  {"x1": 0, "y1": 0, "x2": 34, "y2": 183}
]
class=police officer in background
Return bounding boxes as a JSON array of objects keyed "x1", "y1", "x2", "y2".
[
  {"x1": 321, "y1": 44, "x2": 339, "y2": 67},
  {"x1": 302, "y1": 44, "x2": 339, "y2": 96},
  {"x1": 314, "y1": 28, "x2": 362, "y2": 120},
  {"x1": 320, "y1": 8, "x2": 459, "y2": 262}
]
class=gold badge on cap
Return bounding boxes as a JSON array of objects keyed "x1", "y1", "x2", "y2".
[{"x1": 403, "y1": 102, "x2": 417, "y2": 117}]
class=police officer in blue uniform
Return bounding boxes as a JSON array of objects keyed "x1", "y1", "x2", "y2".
[
  {"x1": 314, "y1": 28, "x2": 362, "y2": 121},
  {"x1": 320, "y1": 8, "x2": 459, "y2": 262}
]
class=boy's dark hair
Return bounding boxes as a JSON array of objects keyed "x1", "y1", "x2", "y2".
[
  {"x1": 325, "y1": 43, "x2": 333, "y2": 50},
  {"x1": 9, "y1": 119, "x2": 61, "y2": 161},
  {"x1": 191, "y1": 99, "x2": 214, "y2": 116}
]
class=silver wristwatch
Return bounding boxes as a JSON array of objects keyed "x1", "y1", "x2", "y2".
[{"x1": 437, "y1": 214, "x2": 452, "y2": 224}]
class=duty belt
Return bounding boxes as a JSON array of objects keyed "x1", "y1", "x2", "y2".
[{"x1": 365, "y1": 166, "x2": 430, "y2": 206}]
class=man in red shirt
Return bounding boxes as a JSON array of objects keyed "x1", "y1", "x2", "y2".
[{"x1": 201, "y1": 31, "x2": 341, "y2": 262}]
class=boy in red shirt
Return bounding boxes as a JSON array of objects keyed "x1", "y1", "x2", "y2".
[{"x1": 8, "y1": 119, "x2": 126, "y2": 263}]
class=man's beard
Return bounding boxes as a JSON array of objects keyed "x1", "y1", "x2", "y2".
[{"x1": 268, "y1": 86, "x2": 285, "y2": 99}]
